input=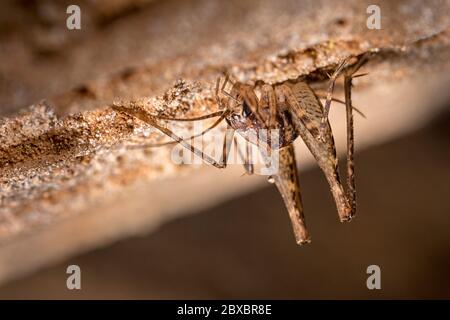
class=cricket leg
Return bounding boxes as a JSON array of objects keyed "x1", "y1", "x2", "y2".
[
  {"x1": 303, "y1": 130, "x2": 353, "y2": 222},
  {"x1": 158, "y1": 111, "x2": 224, "y2": 121},
  {"x1": 341, "y1": 54, "x2": 369, "y2": 217},
  {"x1": 216, "y1": 76, "x2": 234, "y2": 103},
  {"x1": 122, "y1": 110, "x2": 228, "y2": 149},
  {"x1": 113, "y1": 105, "x2": 226, "y2": 168},
  {"x1": 282, "y1": 84, "x2": 352, "y2": 222},
  {"x1": 320, "y1": 153, "x2": 353, "y2": 222},
  {"x1": 261, "y1": 84, "x2": 278, "y2": 128},
  {"x1": 234, "y1": 137, "x2": 254, "y2": 175},
  {"x1": 315, "y1": 93, "x2": 366, "y2": 118},
  {"x1": 272, "y1": 144, "x2": 310, "y2": 244},
  {"x1": 344, "y1": 74, "x2": 356, "y2": 217},
  {"x1": 241, "y1": 86, "x2": 268, "y2": 126},
  {"x1": 220, "y1": 125, "x2": 235, "y2": 167},
  {"x1": 244, "y1": 140, "x2": 254, "y2": 174},
  {"x1": 217, "y1": 75, "x2": 241, "y2": 105},
  {"x1": 319, "y1": 58, "x2": 349, "y2": 141}
]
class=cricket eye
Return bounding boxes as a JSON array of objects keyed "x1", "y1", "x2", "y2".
[{"x1": 242, "y1": 101, "x2": 252, "y2": 117}]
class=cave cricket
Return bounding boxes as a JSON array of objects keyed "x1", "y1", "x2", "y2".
[{"x1": 112, "y1": 54, "x2": 369, "y2": 245}]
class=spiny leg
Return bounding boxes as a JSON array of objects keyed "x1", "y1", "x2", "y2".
[
  {"x1": 121, "y1": 110, "x2": 227, "y2": 149},
  {"x1": 315, "y1": 93, "x2": 366, "y2": 118},
  {"x1": 344, "y1": 73, "x2": 356, "y2": 217},
  {"x1": 135, "y1": 117, "x2": 225, "y2": 168},
  {"x1": 283, "y1": 82, "x2": 352, "y2": 222},
  {"x1": 114, "y1": 85, "x2": 225, "y2": 149},
  {"x1": 141, "y1": 118, "x2": 234, "y2": 168},
  {"x1": 319, "y1": 58, "x2": 349, "y2": 141},
  {"x1": 342, "y1": 54, "x2": 369, "y2": 217},
  {"x1": 113, "y1": 105, "x2": 228, "y2": 169},
  {"x1": 272, "y1": 144, "x2": 310, "y2": 245},
  {"x1": 114, "y1": 75, "x2": 236, "y2": 164},
  {"x1": 125, "y1": 110, "x2": 236, "y2": 169}
]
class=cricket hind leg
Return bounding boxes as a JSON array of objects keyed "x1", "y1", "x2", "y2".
[
  {"x1": 272, "y1": 144, "x2": 310, "y2": 245},
  {"x1": 342, "y1": 54, "x2": 370, "y2": 217},
  {"x1": 283, "y1": 82, "x2": 352, "y2": 222}
]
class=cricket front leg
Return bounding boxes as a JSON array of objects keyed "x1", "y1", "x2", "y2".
[
  {"x1": 234, "y1": 137, "x2": 254, "y2": 175},
  {"x1": 113, "y1": 104, "x2": 227, "y2": 169},
  {"x1": 271, "y1": 144, "x2": 310, "y2": 245},
  {"x1": 219, "y1": 125, "x2": 235, "y2": 168}
]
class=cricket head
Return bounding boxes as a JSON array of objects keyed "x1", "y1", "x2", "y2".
[{"x1": 227, "y1": 83, "x2": 259, "y2": 117}]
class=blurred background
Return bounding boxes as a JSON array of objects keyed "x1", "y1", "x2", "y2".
[{"x1": 0, "y1": 0, "x2": 449, "y2": 299}]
